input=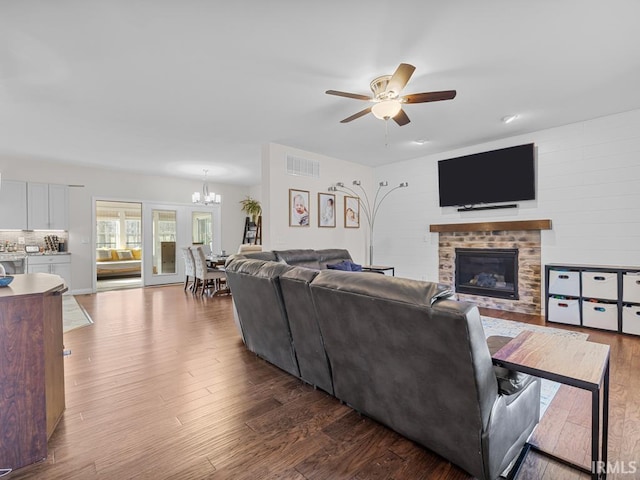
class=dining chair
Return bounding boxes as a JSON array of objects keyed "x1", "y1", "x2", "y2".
[
  {"x1": 190, "y1": 246, "x2": 226, "y2": 296},
  {"x1": 181, "y1": 247, "x2": 196, "y2": 292}
]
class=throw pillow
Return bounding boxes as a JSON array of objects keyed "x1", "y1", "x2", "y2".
[
  {"x1": 117, "y1": 250, "x2": 134, "y2": 260},
  {"x1": 349, "y1": 261, "x2": 363, "y2": 272},
  {"x1": 326, "y1": 260, "x2": 363, "y2": 272},
  {"x1": 327, "y1": 261, "x2": 351, "y2": 271},
  {"x1": 96, "y1": 249, "x2": 112, "y2": 261}
]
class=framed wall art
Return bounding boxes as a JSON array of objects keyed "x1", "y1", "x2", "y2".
[
  {"x1": 289, "y1": 189, "x2": 310, "y2": 227},
  {"x1": 318, "y1": 192, "x2": 336, "y2": 228},
  {"x1": 344, "y1": 195, "x2": 360, "y2": 228}
]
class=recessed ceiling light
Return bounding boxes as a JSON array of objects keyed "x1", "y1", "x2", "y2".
[
  {"x1": 413, "y1": 139, "x2": 428, "y2": 145},
  {"x1": 501, "y1": 114, "x2": 519, "y2": 124}
]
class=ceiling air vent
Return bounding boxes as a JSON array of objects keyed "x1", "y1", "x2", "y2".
[{"x1": 286, "y1": 155, "x2": 320, "y2": 178}]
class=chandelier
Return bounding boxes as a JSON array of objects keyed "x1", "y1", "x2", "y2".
[{"x1": 192, "y1": 169, "x2": 221, "y2": 205}]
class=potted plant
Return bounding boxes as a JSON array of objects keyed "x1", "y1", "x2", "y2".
[{"x1": 240, "y1": 196, "x2": 262, "y2": 223}]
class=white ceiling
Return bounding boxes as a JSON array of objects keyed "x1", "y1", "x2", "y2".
[{"x1": 2, "y1": 1, "x2": 640, "y2": 186}]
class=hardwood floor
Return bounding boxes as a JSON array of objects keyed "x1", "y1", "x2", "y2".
[{"x1": 7, "y1": 285, "x2": 640, "y2": 479}]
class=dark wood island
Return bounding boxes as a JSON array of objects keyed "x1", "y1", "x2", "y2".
[{"x1": 0, "y1": 273, "x2": 67, "y2": 471}]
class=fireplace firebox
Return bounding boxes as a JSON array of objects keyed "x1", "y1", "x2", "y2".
[{"x1": 455, "y1": 248, "x2": 519, "y2": 300}]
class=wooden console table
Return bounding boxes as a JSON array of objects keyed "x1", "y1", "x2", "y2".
[{"x1": 492, "y1": 330, "x2": 610, "y2": 480}]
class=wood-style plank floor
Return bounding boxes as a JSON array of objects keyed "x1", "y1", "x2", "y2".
[{"x1": 7, "y1": 285, "x2": 640, "y2": 479}]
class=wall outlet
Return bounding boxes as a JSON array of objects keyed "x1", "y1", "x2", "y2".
[{"x1": 18, "y1": 237, "x2": 25, "y2": 244}]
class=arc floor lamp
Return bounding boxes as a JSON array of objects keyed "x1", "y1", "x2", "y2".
[{"x1": 329, "y1": 180, "x2": 408, "y2": 265}]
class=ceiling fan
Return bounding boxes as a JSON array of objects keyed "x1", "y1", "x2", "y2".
[{"x1": 326, "y1": 63, "x2": 456, "y2": 126}]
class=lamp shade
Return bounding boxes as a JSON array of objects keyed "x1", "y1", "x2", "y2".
[{"x1": 371, "y1": 100, "x2": 402, "y2": 120}]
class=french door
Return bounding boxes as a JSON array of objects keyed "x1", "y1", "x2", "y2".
[{"x1": 142, "y1": 203, "x2": 221, "y2": 287}]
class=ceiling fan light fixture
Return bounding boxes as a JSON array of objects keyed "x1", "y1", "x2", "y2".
[{"x1": 371, "y1": 99, "x2": 402, "y2": 120}]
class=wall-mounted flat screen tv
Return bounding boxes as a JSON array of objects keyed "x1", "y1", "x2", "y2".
[{"x1": 437, "y1": 143, "x2": 535, "y2": 207}]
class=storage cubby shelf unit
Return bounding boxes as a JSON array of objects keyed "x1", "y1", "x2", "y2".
[{"x1": 545, "y1": 264, "x2": 640, "y2": 335}]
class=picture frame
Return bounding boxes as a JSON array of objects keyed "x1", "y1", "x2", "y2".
[
  {"x1": 318, "y1": 192, "x2": 336, "y2": 228},
  {"x1": 289, "y1": 189, "x2": 310, "y2": 227},
  {"x1": 344, "y1": 195, "x2": 360, "y2": 228}
]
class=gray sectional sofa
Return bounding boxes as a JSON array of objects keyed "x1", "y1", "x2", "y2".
[{"x1": 224, "y1": 249, "x2": 540, "y2": 480}]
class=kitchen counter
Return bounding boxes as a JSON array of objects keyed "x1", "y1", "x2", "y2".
[
  {"x1": 0, "y1": 252, "x2": 27, "y2": 260},
  {"x1": 0, "y1": 272, "x2": 67, "y2": 298},
  {"x1": 27, "y1": 252, "x2": 71, "y2": 256}
]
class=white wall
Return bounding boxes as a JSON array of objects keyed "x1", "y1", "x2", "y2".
[
  {"x1": 373, "y1": 108, "x2": 640, "y2": 283},
  {"x1": 7, "y1": 107, "x2": 638, "y2": 295},
  {"x1": 0, "y1": 156, "x2": 251, "y2": 293},
  {"x1": 261, "y1": 143, "x2": 373, "y2": 264}
]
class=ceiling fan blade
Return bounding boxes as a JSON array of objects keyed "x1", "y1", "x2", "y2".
[
  {"x1": 393, "y1": 109, "x2": 410, "y2": 126},
  {"x1": 340, "y1": 107, "x2": 372, "y2": 123},
  {"x1": 402, "y1": 90, "x2": 457, "y2": 104},
  {"x1": 326, "y1": 90, "x2": 372, "y2": 101},
  {"x1": 386, "y1": 63, "x2": 416, "y2": 95}
]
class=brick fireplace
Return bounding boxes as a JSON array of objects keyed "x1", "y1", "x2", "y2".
[{"x1": 430, "y1": 220, "x2": 552, "y2": 315}]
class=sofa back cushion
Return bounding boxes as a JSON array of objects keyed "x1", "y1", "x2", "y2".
[
  {"x1": 274, "y1": 248, "x2": 353, "y2": 270},
  {"x1": 315, "y1": 249, "x2": 353, "y2": 268},
  {"x1": 242, "y1": 251, "x2": 278, "y2": 261},
  {"x1": 279, "y1": 267, "x2": 333, "y2": 394},
  {"x1": 224, "y1": 258, "x2": 300, "y2": 377},
  {"x1": 274, "y1": 249, "x2": 322, "y2": 269},
  {"x1": 309, "y1": 270, "x2": 497, "y2": 477}
]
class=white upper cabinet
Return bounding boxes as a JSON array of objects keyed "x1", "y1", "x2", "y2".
[
  {"x1": 27, "y1": 182, "x2": 69, "y2": 230},
  {"x1": 0, "y1": 180, "x2": 28, "y2": 230},
  {"x1": 48, "y1": 184, "x2": 69, "y2": 230}
]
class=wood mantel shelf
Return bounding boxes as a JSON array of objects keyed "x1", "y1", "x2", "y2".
[{"x1": 429, "y1": 219, "x2": 552, "y2": 233}]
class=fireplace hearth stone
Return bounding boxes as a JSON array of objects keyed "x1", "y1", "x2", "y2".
[{"x1": 437, "y1": 229, "x2": 542, "y2": 314}]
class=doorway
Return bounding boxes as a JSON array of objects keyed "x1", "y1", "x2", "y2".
[{"x1": 95, "y1": 200, "x2": 143, "y2": 292}]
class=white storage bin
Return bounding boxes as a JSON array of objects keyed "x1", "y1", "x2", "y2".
[
  {"x1": 582, "y1": 271, "x2": 618, "y2": 300},
  {"x1": 623, "y1": 273, "x2": 640, "y2": 303},
  {"x1": 548, "y1": 297, "x2": 580, "y2": 325},
  {"x1": 582, "y1": 300, "x2": 618, "y2": 331},
  {"x1": 622, "y1": 305, "x2": 640, "y2": 336},
  {"x1": 548, "y1": 270, "x2": 580, "y2": 296},
  {"x1": 622, "y1": 305, "x2": 640, "y2": 335}
]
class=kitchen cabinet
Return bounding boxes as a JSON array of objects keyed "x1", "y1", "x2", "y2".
[
  {"x1": 27, "y1": 182, "x2": 69, "y2": 230},
  {"x1": 0, "y1": 274, "x2": 66, "y2": 470},
  {"x1": 28, "y1": 254, "x2": 72, "y2": 292},
  {"x1": 0, "y1": 179, "x2": 28, "y2": 230}
]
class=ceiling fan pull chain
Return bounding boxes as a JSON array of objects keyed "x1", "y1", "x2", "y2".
[{"x1": 384, "y1": 119, "x2": 390, "y2": 148}]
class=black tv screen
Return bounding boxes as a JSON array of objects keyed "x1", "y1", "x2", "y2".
[{"x1": 437, "y1": 143, "x2": 535, "y2": 207}]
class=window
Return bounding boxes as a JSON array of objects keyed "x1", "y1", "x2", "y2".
[
  {"x1": 192, "y1": 211, "x2": 212, "y2": 246},
  {"x1": 96, "y1": 201, "x2": 142, "y2": 249},
  {"x1": 125, "y1": 219, "x2": 141, "y2": 248},
  {"x1": 97, "y1": 219, "x2": 118, "y2": 248}
]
